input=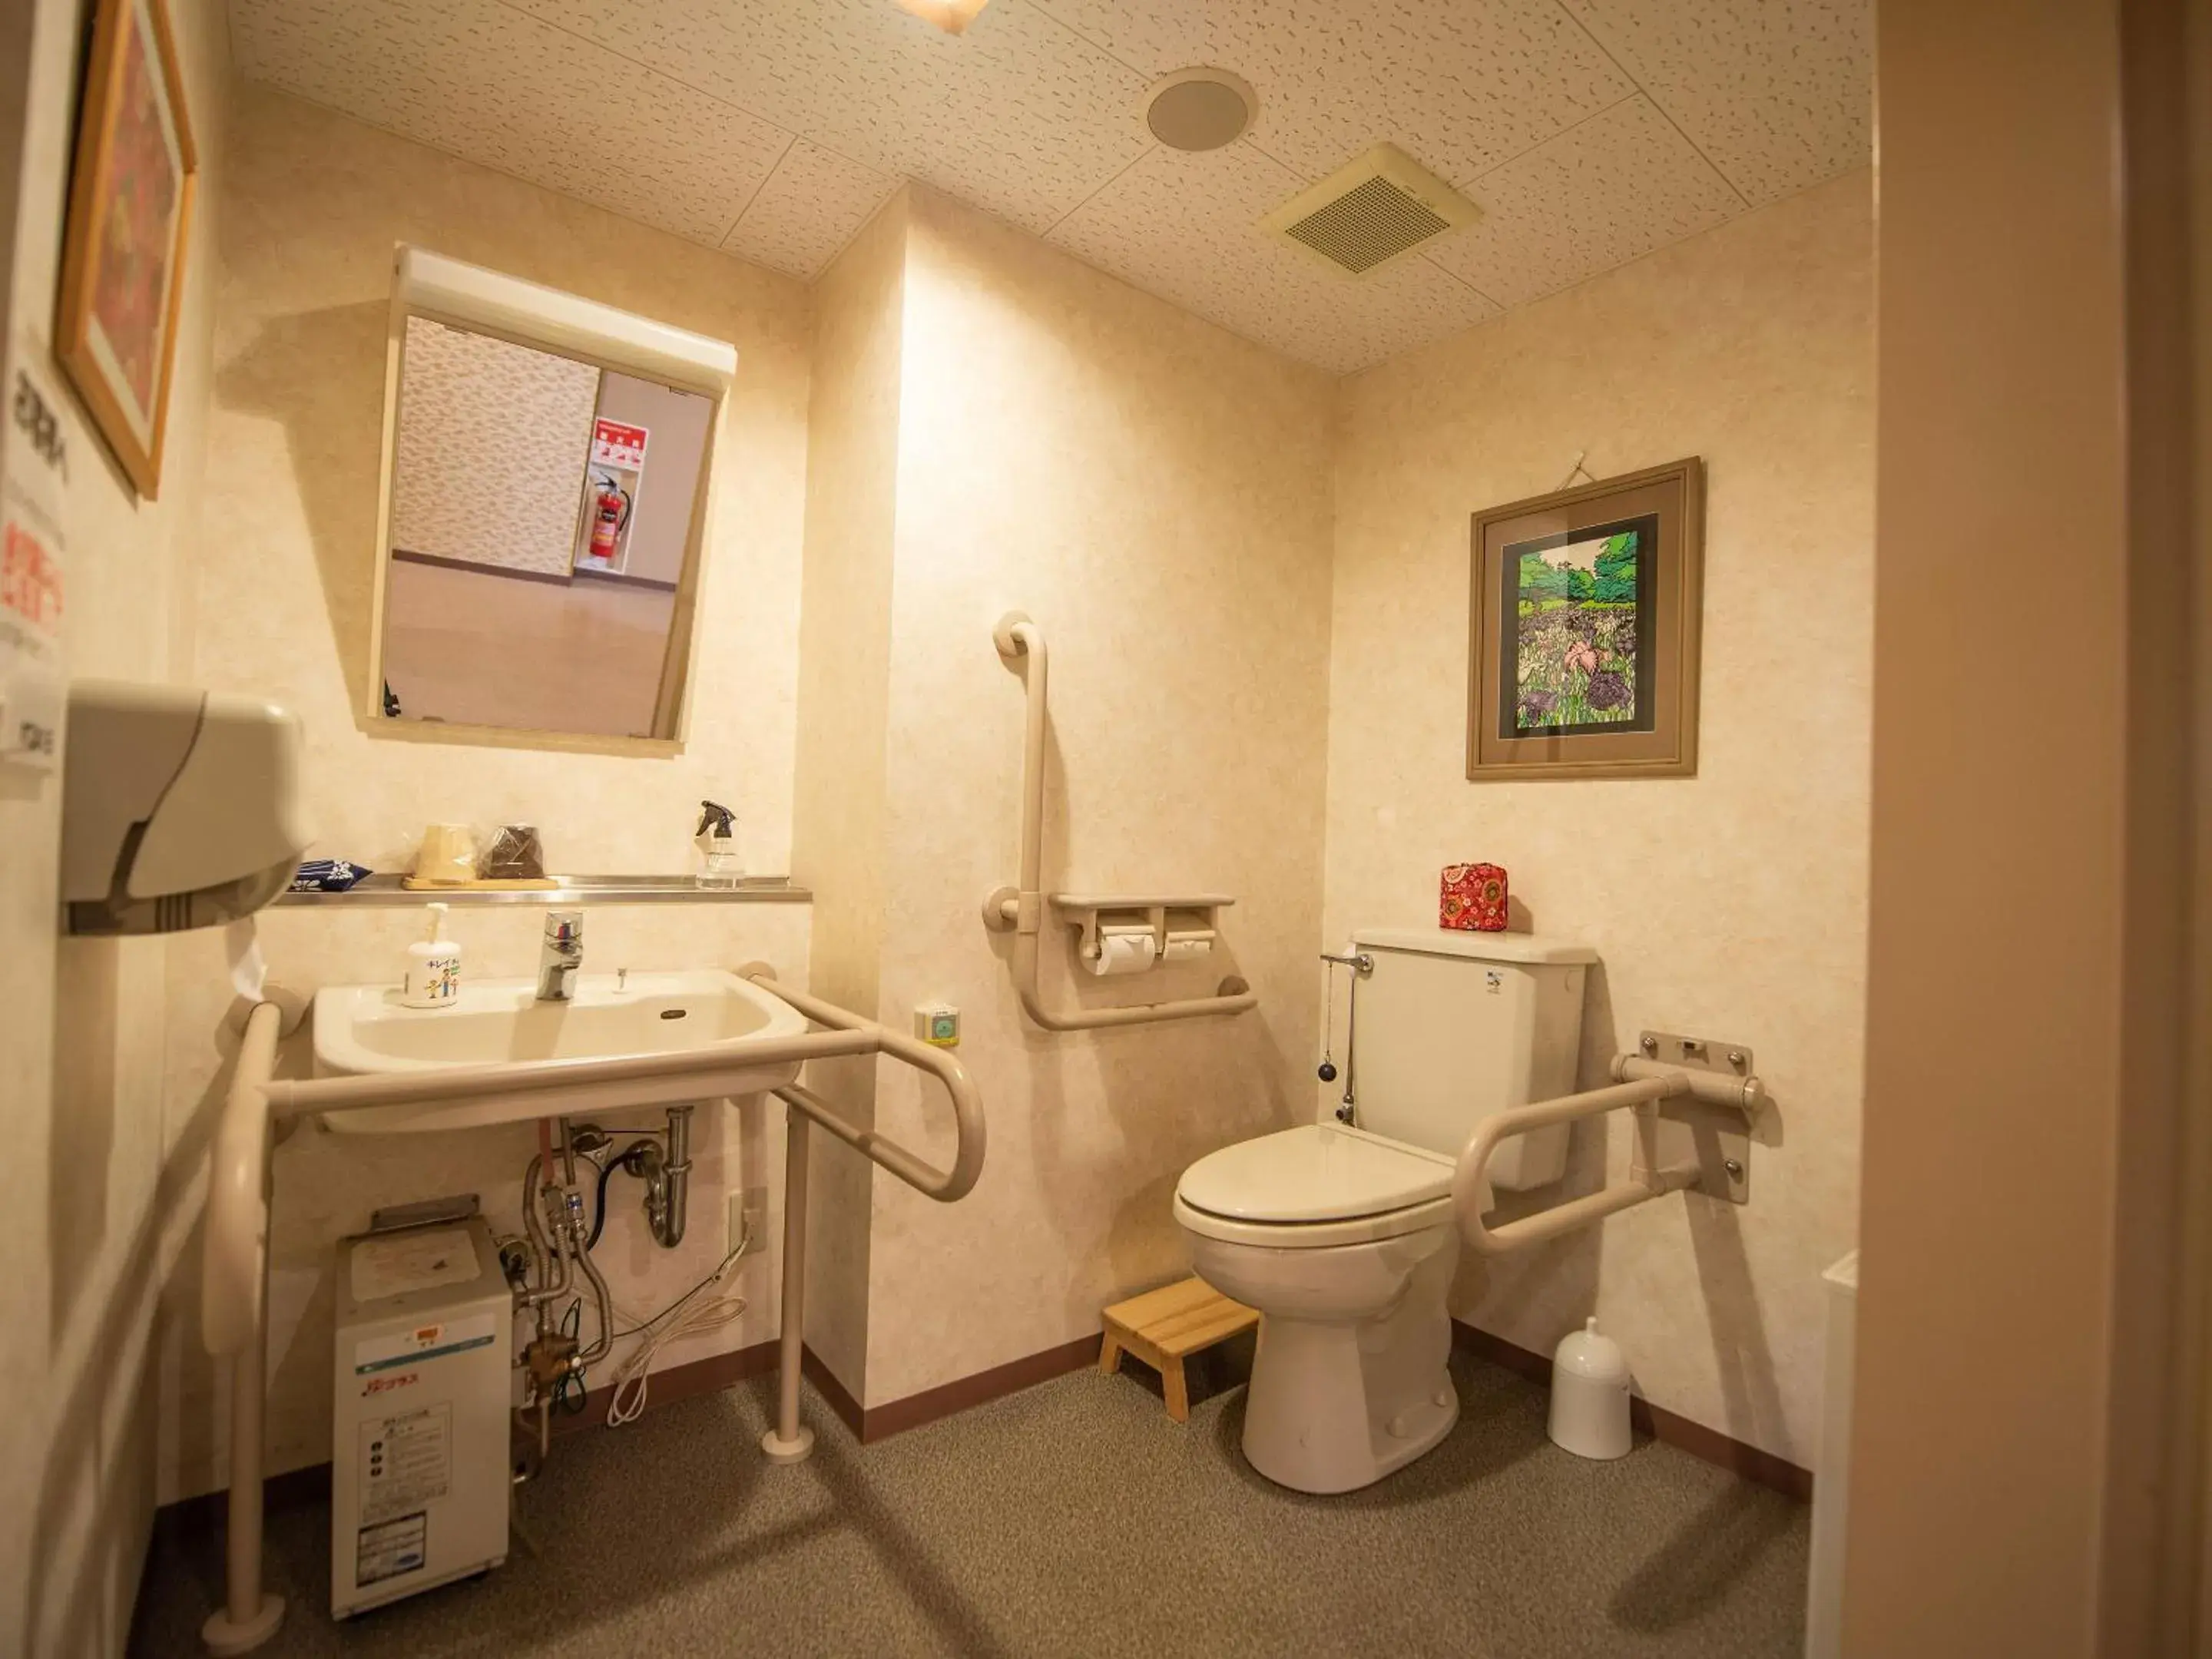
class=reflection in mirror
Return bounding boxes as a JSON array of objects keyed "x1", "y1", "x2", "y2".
[{"x1": 378, "y1": 316, "x2": 715, "y2": 741}]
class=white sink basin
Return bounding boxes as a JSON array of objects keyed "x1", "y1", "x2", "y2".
[{"x1": 312, "y1": 969, "x2": 809, "y2": 1134}]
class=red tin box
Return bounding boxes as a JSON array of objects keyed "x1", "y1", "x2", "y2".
[{"x1": 1440, "y1": 863, "x2": 1508, "y2": 932}]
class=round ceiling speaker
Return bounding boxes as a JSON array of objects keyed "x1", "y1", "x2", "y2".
[{"x1": 1143, "y1": 68, "x2": 1257, "y2": 152}]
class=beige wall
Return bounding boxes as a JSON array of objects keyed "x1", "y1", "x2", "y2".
[
  {"x1": 154, "y1": 82, "x2": 821, "y2": 1502},
  {"x1": 389, "y1": 316, "x2": 598, "y2": 577},
  {"x1": 814, "y1": 187, "x2": 1338, "y2": 1408},
  {"x1": 787, "y1": 193, "x2": 909, "y2": 1396},
  {"x1": 0, "y1": 0, "x2": 230, "y2": 1651},
  {"x1": 198, "y1": 82, "x2": 810, "y2": 876},
  {"x1": 1326, "y1": 170, "x2": 1874, "y2": 1468},
  {"x1": 1844, "y1": 3, "x2": 2197, "y2": 1652}
]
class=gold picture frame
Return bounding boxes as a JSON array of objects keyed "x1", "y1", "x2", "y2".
[
  {"x1": 55, "y1": 0, "x2": 198, "y2": 499},
  {"x1": 1467, "y1": 457, "x2": 1704, "y2": 781}
]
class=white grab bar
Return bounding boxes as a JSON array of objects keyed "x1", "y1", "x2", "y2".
[
  {"x1": 199, "y1": 1002, "x2": 286, "y2": 1655},
  {"x1": 985, "y1": 612, "x2": 1257, "y2": 1029},
  {"x1": 1452, "y1": 1057, "x2": 1764, "y2": 1256},
  {"x1": 742, "y1": 970, "x2": 985, "y2": 1462},
  {"x1": 198, "y1": 972, "x2": 987, "y2": 1652}
]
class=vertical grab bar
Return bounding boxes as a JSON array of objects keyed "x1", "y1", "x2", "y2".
[
  {"x1": 201, "y1": 1001, "x2": 287, "y2": 1654},
  {"x1": 985, "y1": 612, "x2": 1257, "y2": 1029}
]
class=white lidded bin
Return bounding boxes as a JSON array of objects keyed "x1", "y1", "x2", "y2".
[{"x1": 1548, "y1": 1316, "x2": 1632, "y2": 1459}]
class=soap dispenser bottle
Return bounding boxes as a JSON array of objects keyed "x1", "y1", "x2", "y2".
[
  {"x1": 694, "y1": 800, "x2": 741, "y2": 889},
  {"x1": 402, "y1": 901, "x2": 462, "y2": 1008}
]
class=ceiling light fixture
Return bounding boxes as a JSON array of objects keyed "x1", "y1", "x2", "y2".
[
  {"x1": 1141, "y1": 68, "x2": 1257, "y2": 152},
  {"x1": 892, "y1": 0, "x2": 991, "y2": 33}
]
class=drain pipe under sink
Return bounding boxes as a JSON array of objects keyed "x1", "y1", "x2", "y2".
[{"x1": 635, "y1": 1104, "x2": 694, "y2": 1247}]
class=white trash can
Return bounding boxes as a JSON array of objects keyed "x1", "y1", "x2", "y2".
[{"x1": 1548, "y1": 1316, "x2": 1632, "y2": 1460}]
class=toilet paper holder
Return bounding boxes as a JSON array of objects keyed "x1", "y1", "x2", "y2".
[{"x1": 1050, "y1": 893, "x2": 1232, "y2": 975}]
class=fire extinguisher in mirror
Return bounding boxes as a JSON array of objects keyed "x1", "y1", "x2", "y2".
[{"x1": 586, "y1": 471, "x2": 632, "y2": 568}]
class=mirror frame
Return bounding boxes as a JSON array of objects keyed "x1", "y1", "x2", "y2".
[{"x1": 364, "y1": 245, "x2": 739, "y2": 754}]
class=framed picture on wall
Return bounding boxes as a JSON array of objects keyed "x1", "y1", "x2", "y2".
[
  {"x1": 55, "y1": 0, "x2": 198, "y2": 499},
  {"x1": 1467, "y1": 457, "x2": 1704, "y2": 780}
]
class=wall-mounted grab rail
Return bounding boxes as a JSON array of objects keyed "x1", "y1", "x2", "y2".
[
  {"x1": 740, "y1": 969, "x2": 985, "y2": 1464},
  {"x1": 198, "y1": 972, "x2": 987, "y2": 1654},
  {"x1": 1452, "y1": 1057, "x2": 1765, "y2": 1257},
  {"x1": 984, "y1": 611, "x2": 1257, "y2": 1030},
  {"x1": 200, "y1": 1002, "x2": 286, "y2": 1656}
]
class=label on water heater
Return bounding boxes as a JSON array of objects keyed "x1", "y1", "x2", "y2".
[
  {"x1": 356, "y1": 1512, "x2": 428, "y2": 1586},
  {"x1": 359, "y1": 1404, "x2": 453, "y2": 1525}
]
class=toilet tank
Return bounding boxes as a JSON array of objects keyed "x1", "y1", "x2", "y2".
[{"x1": 1348, "y1": 929, "x2": 1596, "y2": 1190}]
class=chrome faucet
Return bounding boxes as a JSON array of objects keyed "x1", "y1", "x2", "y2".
[{"x1": 537, "y1": 910, "x2": 583, "y2": 1001}]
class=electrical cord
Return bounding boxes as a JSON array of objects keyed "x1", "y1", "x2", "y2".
[
  {"x1": 601, "y1": 1224, "x2": 753, "y2": 1427},
  {"x1": 586, "y1": 1137, "x2": 660, "y2": 1250}
]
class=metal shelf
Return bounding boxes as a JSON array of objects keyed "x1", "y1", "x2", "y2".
[{"x1": 273, "y1": 873, "x2": 811, "y2": 908}]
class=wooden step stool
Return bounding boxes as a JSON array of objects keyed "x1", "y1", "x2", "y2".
[{"x1": 1098, "y1": 1277, "x2": 1258, "y2": 1422}]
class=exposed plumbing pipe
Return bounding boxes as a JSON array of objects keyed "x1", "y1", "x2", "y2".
[{"x1": 634, "y1": 1103, "x2": 694, "y2": 1247}]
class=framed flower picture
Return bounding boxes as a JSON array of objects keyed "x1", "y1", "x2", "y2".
[
  {"x1": 55, "y1": 0, "x2": 198, "y2": 499},
  {"x1": 1467, "y1": 457, "x2": 1704, "y2": 780}
]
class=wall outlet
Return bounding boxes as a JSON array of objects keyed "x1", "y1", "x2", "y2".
[{"x1": 730, "y1": 1185, "x2": 768, "y2": 1257}]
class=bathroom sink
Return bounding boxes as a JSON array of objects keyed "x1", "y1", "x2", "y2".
[{"x1": 311, "y1": 969, "x2": 809, "y2": 1134}]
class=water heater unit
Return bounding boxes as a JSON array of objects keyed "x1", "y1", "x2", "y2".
[{"x1": 331, "y1": 1215, "x2": 512, "y2": 1618}]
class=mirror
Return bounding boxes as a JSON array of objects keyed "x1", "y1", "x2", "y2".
[{"x1": 369, "y1": 249, "x2": 734, "y2": 746}]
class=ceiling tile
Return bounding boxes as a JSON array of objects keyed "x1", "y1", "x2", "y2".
[
  {"x1": 228, "y1": 0, "x2": 792, "y2": 247},
  {"x1": 509, "y1": 0, "x2": 1150, "y2": 235},
  {"x1": 1558, "y1": 0, "x2": 1871, "y2": 206},
  {"x1": 1424, "y1": 95, "x2": 1741, "y2": 307},
  {"x1": 724, "y1": 141, "x2": 901, "y2": 279},
  {"x1": 1031, "y1": 0, "x2": 1634, "y2": 184},
  {"x1": 1046, "y1": 141, "x2": 1500, "y2": 376}
]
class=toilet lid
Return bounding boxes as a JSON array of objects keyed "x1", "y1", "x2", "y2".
[{"x1": 1177, "y1": 1124, "x2": 1454, "y2": 1224}]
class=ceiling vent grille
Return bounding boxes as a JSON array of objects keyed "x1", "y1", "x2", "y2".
[{"x1": 1261, "y1": 144, "x2": 1481, "y2": 277}]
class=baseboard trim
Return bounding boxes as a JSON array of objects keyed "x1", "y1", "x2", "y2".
[
  {"x1": 557, "y1": 1336, "x2": 780, "y2": 1433},
  {"x1": 154, "y1": 1339, "x2": 783, "y2": 1531},
  {"x1": 155, "y1": 1460, "x2": 331, "y2": 1537},
  {"x1": 800, "y1": 1345, "x2": 867, "y2": 1438},
  {"x1": 859, "y1": 1333, "x2": 1103, "y2": 1443},
  {"x1": 391, "y1": 547, "x2": 571, "y2": 586},
  {"x1": 1451, "y1": 1320, "x2": 1813, "y2": 1501},
  {"x1": 573, "y1": 564, "x2": 678, "y2": 593}
]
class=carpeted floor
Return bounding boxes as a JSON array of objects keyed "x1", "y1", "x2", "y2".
[{"x1": 130, "y1": 1348, "x2": 1810, "y2": 1657}]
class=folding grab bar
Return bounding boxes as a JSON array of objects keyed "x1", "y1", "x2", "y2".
[
  {"x1": 1452, "y1": 1056, "x2": 1765, "y2": 1257},
  {"x1": 985, "y1": 611, "x2": 1257, "y2": 1030},
  {"x1": 198, "y1": 972, "x2": 986, "y2": 1654}
]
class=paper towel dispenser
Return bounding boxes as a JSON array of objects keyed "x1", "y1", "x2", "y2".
[{"x1": 61, "y1": 680, "x2": 311, "y2": 935}]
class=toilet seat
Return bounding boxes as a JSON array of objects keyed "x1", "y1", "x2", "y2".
[{"x1": 1174, "y1": 1124, "x2": 1456, "y2": 1250}]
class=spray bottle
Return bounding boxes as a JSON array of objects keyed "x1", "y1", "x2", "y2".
[{"x1": 694, "y1": 800, "x2": 741, "y2": 889}]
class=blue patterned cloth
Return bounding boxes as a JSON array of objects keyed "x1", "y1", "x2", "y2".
[{"x1": 289, "y1": 859, "x2": 372, "y2": 892}]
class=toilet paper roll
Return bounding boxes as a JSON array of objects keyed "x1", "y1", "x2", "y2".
[
  {"x1": 1161, "y1": 928, "x2": 1214, "y2": 964},
  {"x1": 1085, "y1": 929, "x2": 1157, "y2": 976}
]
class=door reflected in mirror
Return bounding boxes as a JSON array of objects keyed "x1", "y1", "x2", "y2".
[{"x1": 378, "y1": 315, "x2": 714, "y2": 741}]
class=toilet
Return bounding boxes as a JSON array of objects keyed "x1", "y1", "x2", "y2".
[{"x1": 1174, "y1": 929, "x2": 1595, "y2": 1493}]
